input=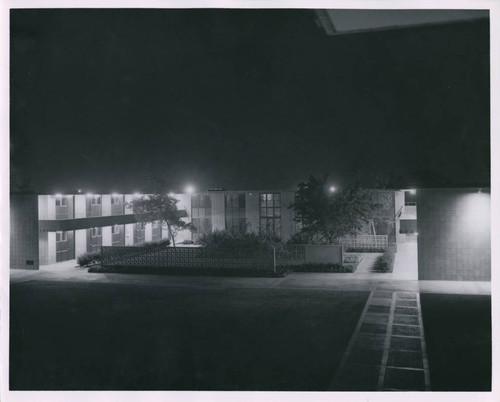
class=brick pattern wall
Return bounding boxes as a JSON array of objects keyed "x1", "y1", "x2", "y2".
[
  {"x1": 10, "y1": 194, "x2": 39, "y2": 269},
  {"x1": 417, "y1": 189, "x2": 490, "y2": 281}
]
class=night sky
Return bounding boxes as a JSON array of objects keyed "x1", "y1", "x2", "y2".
[{"x1": 10, "y1": 9, "x2": 490, "y2": 193}]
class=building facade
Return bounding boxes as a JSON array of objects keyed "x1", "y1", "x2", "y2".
[{"x1": 10, "y1": 188, "x2": 407, "y2": 270}]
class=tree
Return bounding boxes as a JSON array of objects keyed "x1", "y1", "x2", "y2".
[
  {"x1": 290, "y1": 174, "x2": 382, "y2": 244},
  {"x1": 127, "y1": 193, "x2": 190, "y2": 247}
]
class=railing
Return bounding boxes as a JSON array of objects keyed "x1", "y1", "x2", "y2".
[
  {"x1": 338, "y1": 235, "x2": 388, "y2": 251},
  {"x1": 100, "y1": 244, "x2": 345, "y2": 272},
  {"x1": 101, "y1": 245, "x2": 276, "y2": 271}
]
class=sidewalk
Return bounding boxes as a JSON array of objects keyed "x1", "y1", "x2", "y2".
[{"x1": 10, "y1": 261, "x2": 491, "y2": 295}]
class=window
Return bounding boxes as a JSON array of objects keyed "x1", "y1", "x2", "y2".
[
  {"x1": 111, "y1": 195, "x2": 121, "y2": 205},
  {"x1": 111, "y1": 225, "x2": 120, "y2": 235},
  {"x1": 56, "y1": 231, "x2": 67, "y2": 242},
  {"x1": 259, "y1": 193, "x2": 281, "y2": 237},
  {"x1": 55, "y1": 196, "x2": 67, "y2": 207},
  {"x1": 91, "y1": 195, "x2": 101, "y2": 205},
  {"x1": 91, "y1": 227, "x2": 102, "y2": 237},
  {"x1": 191, "y1": 194, "x2": 212, "y2": 240},
  {"x1": 225, "y1": 194, "x2": 246, "y2": 233},
  {"x1": 136, "y1": 222, "x2": 145, "y2": 230}
]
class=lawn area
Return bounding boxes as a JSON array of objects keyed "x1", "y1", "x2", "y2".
[
  {"x1": 420, "y1": 293, "x2": 491, "y2": 391},
  {"x1": 10, "y1": 279, "x2": 368, "y2": 390}
]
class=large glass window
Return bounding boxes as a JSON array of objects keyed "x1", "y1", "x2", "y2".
[
  {"x1": 225, "y1": 194, "x2": 246, "y2": 233},
  {"x1": 91, "y1": 195, "x2": 101, "y2": 205},
  {"x1": 259, "y1": 193, "x2": 281, "y2": 237},
  {"x1": 191, "y1": 194, "x2": 212, "y2": 240}
]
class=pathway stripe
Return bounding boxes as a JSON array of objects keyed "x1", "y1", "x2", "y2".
[{"x1": 330, "y1": 286, "x2": 431, "y2": 391}]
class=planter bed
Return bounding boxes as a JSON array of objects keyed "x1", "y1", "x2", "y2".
[{"x1": 88, "y1": 264, "x2": 288, "y2": 277}]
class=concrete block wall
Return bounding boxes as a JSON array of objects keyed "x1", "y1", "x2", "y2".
[
  {"x1": 125, "y1": 223, "x2": 134, "y2": 246},
  {"x1": 145, "y1": 223, "x2": 152, "y2": 242},
  {"x1": 74, "y1": 195, "x2": 86, "y2": 218},
  {"x1": 10, "y1": 194, "x2": 39, "y2": 269},
  {"x1": 417, "y1": 188, "x2": 491, "y2": 281},
  {"x1": 75, "y1": 229, "x2": 87, "y2": 258},
  {"x1": 101, "y1": 195, "x2": 112, "y2": 217},
  {"x1": 102, "y1": 226, "x2": 112, "y2": 246}
]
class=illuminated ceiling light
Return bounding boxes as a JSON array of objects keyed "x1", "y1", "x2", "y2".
[
  {"x1": 328, "y1": 186, "x2": 337, "y2": 193},
  {"x1": 86, "y1": 192, "x2": 93, "y2": 197},
  {"x1": 111, "y1": 192, "x2": 119, "y2": 197},
  {"x1": 409, "y1": 189, "x2": 416, "y2": 194},
  {"x1": 133, "y1": 192, "x2": 141, "y2": 197},
  {"x1": 185, "y1": 185, "x2": 195, "y2": 194},
  {"x1": 77, "y1": 189, "x2": 82, "y2": 193},
  {"x1": 54, "y1": 193, "x2": 62, "y2": 197}
]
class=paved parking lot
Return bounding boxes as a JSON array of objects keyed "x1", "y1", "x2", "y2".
[{"x1": 9, "y1": 264, "x2": 491, "y2": 391}]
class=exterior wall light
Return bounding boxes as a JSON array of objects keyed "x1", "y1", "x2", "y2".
[
  {"x1": 328, "y1": 186, "x2": 336, "y2": 193},
  {"x1": 409, "y1": 189, "x2": 416, "y2": 194},
  {"x1": 185, "y1": 185, "x2": 195, "y2": 194},
  {"x1": 86, "y1": 193, "x2": 93, "y2": 197}
]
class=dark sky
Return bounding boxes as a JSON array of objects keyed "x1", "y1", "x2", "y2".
[{"x1": 10, "y1": 9, "x2": 490, "y2": 193}]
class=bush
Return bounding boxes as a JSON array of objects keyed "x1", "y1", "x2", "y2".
[
  {"x1": 343, "y1": 253, "x2": 361, "y2": 264},
  {"x1": 77, "y1": 252, "x2": 101, "y2": 267},
  {"x1": 143, "y1": 238, "x2": 171, "y2": 248},
  {"x1": 197, "y1": 229, "x2": 282, "y2": 251},
  {"x1": 374, "y1": 247, "x2": 396, "y2": 272},
  {"x1": 285, "y1": 263, "x2": 356, "y2": 273}
]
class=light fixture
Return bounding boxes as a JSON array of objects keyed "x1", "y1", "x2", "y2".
[
  {"x1": 55, "y1": 193, "x2": 62, "y2": 197},
  {"x1": 185, "y1": 185, "x2": 195, "y2": 194},
  {"x1": 328, "y1": 186, "x2": 336, "y2": 193},
  {"x1": 86, "y1": 192, "x2": 93, "y2": 197},
  {"x1": 409, "y1": 189, "x2": 416, "y2": 195},
  {"x1": 77, "y1": 189, "x2": 82, "y2": 193}
]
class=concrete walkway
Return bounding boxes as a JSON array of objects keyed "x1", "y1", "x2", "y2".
[
  {"x1": 391, "y1": 242, "x2": 418, "y2": 280},
  {"x1": 331, "y1": 287, "x2": 430, "y2": 391},
  {"x1": 10, "y1": 261, "x2": 490, "y2": 296}
]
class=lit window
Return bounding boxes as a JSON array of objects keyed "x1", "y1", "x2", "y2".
[
  {"x1": 91, "y1": 195, "x2": 101, "y2": 205},
  {"x1": 259, "y1": 193, "x2": 281, "y2": 237},
  {"x1": 111, "y1": 225, "x2": 121, "y2": 234},
  {"x1": 92, "y1": 227, "x2": 102, "y2": 237},
  {"x1": 191, "y1": 194, "x2": 212, "y2": 240},
  {"x1": 225, "y1": 194, "x2": 246, "y2": 233},
  {"x1": 111, "y1": 195, "x2": 121, "y2": 205},
  {"x1": 55, "y1": 196, "x2": 67, "y2": 207}
]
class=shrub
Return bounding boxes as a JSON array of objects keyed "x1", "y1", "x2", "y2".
[
  {"x1": 143, "y1": 238, "x2": 171, "y2": 248},
  {"x1": 197, "y1": 229, "x2": 282, "y2": 251},
  {"x1": 343, "y1": 253, "x2": 361, "y2": 264},
  {"x1": 374, "y1": 247, "x2": 396, "y2": 272},
  {"x1": 289, "y1": 263, "x2": 356, "y2": 273},
  {"x1": 77, "y1": 252, "x2": 101, "y2": 267}
]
